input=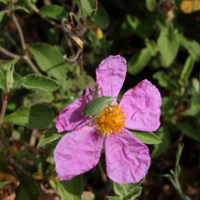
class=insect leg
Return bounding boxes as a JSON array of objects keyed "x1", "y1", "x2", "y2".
[
  {"x1": 86, "y1": 110, "x2": 102, "y2": 125},
  {"x1": 79, "y1": 84, "x2": 99, "y2": 106}
]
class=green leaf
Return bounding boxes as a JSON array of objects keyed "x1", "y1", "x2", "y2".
[
  {"x1": 0, "y1": 10, "x2": 5, "y2": 22},
  {"x1": 146, "y1": 40, "x2": 157, "y2": 56},
  {"x1": 146, "y1": 0, "x2": 157, "y2": 12},
  {"x1": 16, "y1": 174, "x2": 40, "y2": 200},
  {"x1": 180, "y1": 35, "x2": 200, "y2": 61},
  {"x1": 55, "y1": 175, "x2": 83, "y2": 200},
  {"x1": 127, "y1": 15, "x2": 153, "y2": 39},
  {"x1": 113, "y1": 179, "x2": 144, "y2": 198},
  {"x1": 113, "y1": 182, "x2": 127, "y2": 197},
  {"x1": 127, "y1": 48, "x2": 152, "y2": 75},
  {"x1": 28, "y1": 43, "x2": 67, "y2": 80},
  {"x1": 0, "y1": 157, "x2": 12, "y2": 173},
  {"x1": 124, "y1": 187, "x2": 142, "y2": 200},
  {"x1": 153, "y1": 71, "x2": 176, "y2": 91},
  {"x1": 192, "y1": 78, "x2": 199, "y2": 92},
  {"x1": 161, "y1": 97, "x2": 174, "y2": 117},
  {"x1": 184, "y1": 92, "x2": 200, "y2": 116},
  {"x1": 130, "y1": 130, "x2": 162, "y2": 144},
  {"x1": 39, "y1": 5, "x2": 68, "y2": 21},
  {"x1": 0, "y1": 69, "x2": 5, "y2": 91},
  {"x1": 93, "y1": 4, "x2": 110, "y2": 30},
  {"x1": 3, "y1": 103, "x2": 54, "y2": 129},
  {"x1": 107, "y1": 197, "x2": 122, "y2": 200},
  {"x1": 1, "y1": 61, "x2": 15, "y2": 93},
  {"x1": 176, "y1": 123, "x2": 200, "y2": 142},
  {"x1": 0, "y1": 0, "x2": 7, "y2": 4},
  {"x1": 151, "y1": 127, "x2": 171, "y2": 158},
  {"x1": 157, "y1": 26, "x2": 179, "y2": 67},
  {"x1": 180, "y1": 56, "x2": 194, "y2": 84},
  {"x1": 0, "y1": 181, "x2": 9, "y2": 188},
  {"x1": 14, "y1": 74, "x2": 60, "y2": 91},
  {"x1": 37, "y1": 126, "x2": 63, "y2": 148}
]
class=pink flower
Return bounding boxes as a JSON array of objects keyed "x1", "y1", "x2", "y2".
[{"x1": 54, "y1": 55, "x2": 162, "y2": 184}]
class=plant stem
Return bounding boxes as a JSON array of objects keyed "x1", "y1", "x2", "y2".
[
  {"x1": 0, "y1": 95, "x2": 8, "y2": 125},
  {"x1": 0, "y1": 46, "x2": 21, "y2": 59},
  {"x1": 11, "y1": 13, "x2": 42, "y2": 74}
]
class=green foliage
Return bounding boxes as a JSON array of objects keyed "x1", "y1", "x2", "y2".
[
  {"x1": 55, "y1": 175, "x2": 83, "y2": 200},
  {"x1": 157, "y1": 26, "x2": 179, "y2": 67},
  {"x1": 107, "y1": 179, "x2": 144, "y2": 200},
  {"x1": 151, "y1": 127, "x2": 171, "y2": 158},
  {"x1": 0, "y1": 11, "x2": 5, "y2": 22},
  {"x1": 145, "y1": 0, "x2": 157, "y2": 12},
  {"x1": 0, "y1": 181, "x2": 9, "y2": 188},
  {"x1": 127, "y1": 48, "x2": 152, "y2": 75},
  {"x1": 127, "y1": 15, "x2": 152, "y2": 39},
  {"x1": 37, "y1": 126, "x2": 64, "y2": 148},
  {"x1": 3, "y1": 104, "x2": 54, "y2": 129},
  {"x1": 130, "y1": 130, "x2": 162, "y2": 144},
  {"x1": 16, "y1": 174, "x2": 40, "y2": 200},
  {"x1": 162, "y1": 144, "x2": 192, "y2": 200},
  {"x1": 39, "y1": 5, "x2": 68, "y2": 21},
  {"x1": 13, "y1": 74, "x2": 60, "y2": 92},
  {"x1": 28, "y1": 43, "x2": 67, "y2": 80}
]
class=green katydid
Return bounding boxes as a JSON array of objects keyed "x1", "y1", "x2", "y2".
[{"x1": 83, "y1": 84, "x2": 114, "y2": 125}]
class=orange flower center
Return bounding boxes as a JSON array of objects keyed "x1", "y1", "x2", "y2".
[{"x1": 95, "y1": 104, "x2": 127, "y2": 136}]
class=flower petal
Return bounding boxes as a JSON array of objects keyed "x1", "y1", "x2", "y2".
[
  {"x1": 119, "y1": 79, "x2": 161, "y2": 132},
  {"x1": 54, "y1": 126, "x2": 105, "y2": 181},
  {"x1": 96, "y1": 55, "x2": 126, "y2": 99},
  {"x1": 104, "y1": 129, "x2": 150, "y2": 184},
  {"x1": 56, "y1": 94, "x2": 92, "y2": 132}
]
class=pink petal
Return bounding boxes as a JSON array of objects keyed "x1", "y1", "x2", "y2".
[
  {"x1": 56, "y1": 94, "x2": 92, "y2": 132},
  {"x1": 54, "y1": 126, "x2": 105, "y2": 181},
  {"x1": 96, "y1": 55, "x2": 126, "y2": 100},
  {"x1": 104, "y1": 129, "x2": 150, "y2": 184},
  {"x1": 119, "y1": 79, "x2": 161, "y2": 132}
]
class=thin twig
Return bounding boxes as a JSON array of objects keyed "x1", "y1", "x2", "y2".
[
  {"x1": 5, "y1": 154, "x2": 33, "y2": 180},
  {"x1": 11, "y1": 12, "x2": 41, "y2": 74},
  {"x1": 0, "y1": 46, "x2": 21, "y2": 59},
  {"x1": 63, "y1": 49, "x2": 82, "y2": 62}
]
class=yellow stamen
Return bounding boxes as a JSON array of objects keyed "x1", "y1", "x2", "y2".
[{"x1": 95, "y1": 104, "x2": 127, "y2": 136}]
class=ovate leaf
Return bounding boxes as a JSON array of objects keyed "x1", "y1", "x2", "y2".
[
  {"x1": 157, "y1": 27, "x2": 179, "y2": 67},
  {"x1": 55, "y1": 175, "x2": 83, "y2": 200},
  {"x1": 153, "y1": 71, "x2": 177, "y2": 91},
  {"x1": 93, "y1": 4, "x2": 110, "y2": 30},
  {"x1": 146, "y1": 0, "x2": 157, "y2": 12},
  {"x1": 107, "y1": 197, "x2": 122, "y2": 200},
  {"x1": 28, "y1": 43, "x2": 67, "y2": 80},
  {"x1": 14, "y1": 74, "x2": 60, "y2": 91},
  {"x1": 176, "y1": 123, "x2": 200, "y2": 142},
  {"x1": 0, "y1": 181, "x2": 9, "y2": 188},
  {"x1": 131, "y1": 130, "x2": 162, "y2": 144},
  {"x1": 0, "y1": 69, "x2": 5, "y2": 91},
  {"x1": 180, "y1": 56, "x2": 194, "y2": 85},
  {"x1": 37, "y1": 126, "x2": 63, "y2": 148},
  {"x1": 16, "y1": 175, "x2": 40, "y2": 200},
  {"x1": 3, "y1": 104, "x2": 54, "y2": 129},
  {"x1": 124, "y1": 187, "x2": 142, "y2": 200},
  {"x1": 39, "y1": 5, "x2": 68, "y2": 21},
  {"x1": 151, "y1": 127, "x2": 171, "y2": 158},
  {"x1": 180, "y1": 35, "x2": 200, "y2": 61},
  {"x1": 127, "y1": 15, "x2": 153, "y2": 39},
  {"x1": 0, "y1": 10, "x2": 5, "y2": 22},
  {"x1": 127, "y1": 48, "x2": 152, "y2": 75}
]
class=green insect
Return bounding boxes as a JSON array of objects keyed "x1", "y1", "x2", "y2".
[{"x1": 83, "y1": 84, "x2": 114, "y2": 125}]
